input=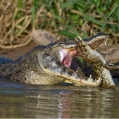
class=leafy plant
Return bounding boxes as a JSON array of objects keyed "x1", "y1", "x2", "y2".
[{"x1": 34, "y1": 0, "x2": 119, "y2": 39}]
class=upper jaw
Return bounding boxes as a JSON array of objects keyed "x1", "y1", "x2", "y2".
[{"x1": 58, "y1": 39, "x2": 77, "y2": 49}]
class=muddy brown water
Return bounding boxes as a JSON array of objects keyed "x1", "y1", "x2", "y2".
[{"x1": 0, "y1": 78, "x2": 119, "y2": 118}]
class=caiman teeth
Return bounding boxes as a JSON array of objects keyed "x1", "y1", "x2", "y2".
[
  {"x1": 77, "y1": 36, "x2": 82, "y2": 41},
  {"x1": 89, "y1": 74, "x2": 92, "y2": 78},
  {"x1": 104, "y1": 35, "x2": 109, "y2": 45},
  {"x1": 65, "y1": 45, "x2": 76, "y2": 49},
  {"x1": 104, "y1": 37, "x2": 108, "y2": 45}
]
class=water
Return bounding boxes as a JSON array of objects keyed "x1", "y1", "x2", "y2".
[{"x1": 0, "y1": 79, "x2": 119, "y2": 118}]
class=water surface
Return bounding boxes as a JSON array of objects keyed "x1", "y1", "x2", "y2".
[{"x1": 0, "y1": 79, "x2": 119, "y2": 118}]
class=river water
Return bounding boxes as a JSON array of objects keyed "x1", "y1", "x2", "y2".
[{"x1": 0, "y1": 79, "x2": 119, "y2": 118}]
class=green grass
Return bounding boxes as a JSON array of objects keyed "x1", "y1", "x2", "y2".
[
  {"x1": 17, "y1": 0, "x2": 119, "y2": 39},
  {"x1": 30, "y1": 0, "x2": 118, "y2": 66}
]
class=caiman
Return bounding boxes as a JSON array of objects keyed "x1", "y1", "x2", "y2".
[
  {"x1": 0, "y1": 29, "x2": 117, "y2": 89},
  {"x1": 0, "y1": 38, "x2": 101, "y2": 86},
  {"x1": 75, "y1": 36, "x2": 118, "y2": 89}
]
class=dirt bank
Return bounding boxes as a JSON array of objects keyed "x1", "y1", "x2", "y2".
[{"x1": 0, "y1": 41, "x2": 36, "y2": 60}]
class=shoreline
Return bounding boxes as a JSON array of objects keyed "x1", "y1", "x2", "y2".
[{"x1": 0, "y1": 41, "x2": 36, "y2": 60}]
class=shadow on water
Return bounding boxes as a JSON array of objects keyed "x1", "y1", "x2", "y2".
[{"x1": 0, "y1": 78, "x2": 119, "y2": 118}]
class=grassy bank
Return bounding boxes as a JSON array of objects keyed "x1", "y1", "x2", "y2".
[{"x1": 0, "y1": 0, "x2": 119, "y2": 48}]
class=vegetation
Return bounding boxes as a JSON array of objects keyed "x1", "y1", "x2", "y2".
[
  {"x1": 36, "y1": 0, "x2": 119, "y2": 38},
  {"x1": 0, "y1": 0, "x2": 119, "y2": 48}
]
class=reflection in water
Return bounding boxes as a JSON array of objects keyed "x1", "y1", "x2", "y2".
[
  {"x1": 56, "y1": 88, "x2": 117, "y2": 118},
  {"x1": 0, "y1": 79, "x2": 119, "y2": 118},
  {"x1": 25, "y1": 87, "x2": 119, "y2": 118}
]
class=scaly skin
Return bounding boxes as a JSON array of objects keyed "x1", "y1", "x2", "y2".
[
  {"x1": 75, "y1": 36, "x2": 118, "y2": 89},
  {"x1": 85, "y1": 32, "x2": 109, "y2": 50},
  {"x1": 0, "y1": 39, "x2": 101, "y2": 87}
]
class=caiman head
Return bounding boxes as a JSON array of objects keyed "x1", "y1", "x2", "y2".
[
  {"x1": 86, "y1": 32, "x2": 109, "y2": 50},
  {"x1": 35, "y1": 39, "x2": 101, "y2": 86},
  {"x1": 29, "y1": 29, "x2": 104, "y2": 86}
]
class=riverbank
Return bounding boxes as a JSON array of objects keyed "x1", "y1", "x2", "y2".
[{"x1": 0, "y1": 41, "x2": 36, "y2": 60}]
